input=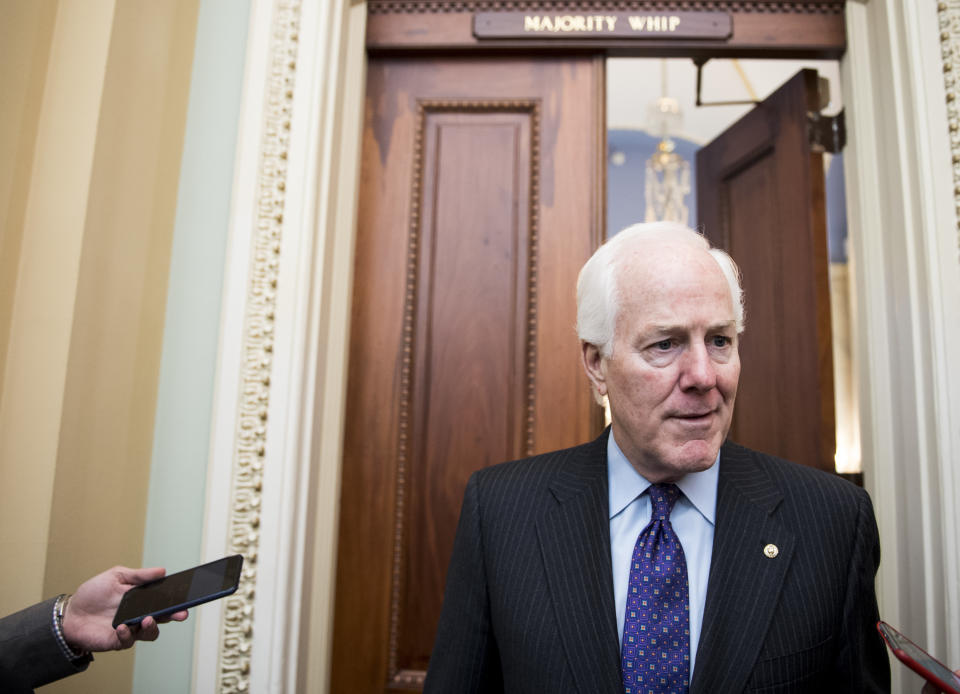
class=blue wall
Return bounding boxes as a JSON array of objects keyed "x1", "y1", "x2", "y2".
[{"x1": 607, "y1": 129, "x2": 700, "y2": 237}]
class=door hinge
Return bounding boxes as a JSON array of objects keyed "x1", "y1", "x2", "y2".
[{"x1": 808, "y1": 109, "x2": 846, "y2": 154}]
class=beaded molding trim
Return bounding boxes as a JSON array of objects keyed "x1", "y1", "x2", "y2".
[
  {"x1": 216, "y1": 1, "x2": 301, "y2": 692},
  {"x1": 367, "y1": 1, "x2": 844, "y2": 15},
  {"x1": 938, "y1": 0, "x2": 960, "y2": 257}
]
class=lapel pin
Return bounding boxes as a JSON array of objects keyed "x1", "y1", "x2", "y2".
[{"x1": 763, "y1": 543, "x2": 779, "y2": 558}]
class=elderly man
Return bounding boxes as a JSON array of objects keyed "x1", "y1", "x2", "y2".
[{"x1": 424, "y1": 222, "x2": 889, "y2": 693}]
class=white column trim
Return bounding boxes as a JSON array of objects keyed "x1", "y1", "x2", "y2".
[
  {"x1": 923, "y1": 0, "x2": 960, "y2": 664},
  {"x1": 194, "y1": 0, "x2": 364, "y2": 691},
  {"x1": 295, "y1": 3, "x2": 367, "y2": 691},
  {"x1": 844, "y1": 1, "x2": 960, "y2": 686},
  {"x1": 841, "y1": 1, "x2": 902, "y2": 632},
  {"x1": 193, "y1": 0, "x2": 287, "y2": 691}
]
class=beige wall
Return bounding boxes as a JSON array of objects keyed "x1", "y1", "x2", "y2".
[
  {"x1": 0, "y1": 0, "x2": 199, "y2": 691},
  {"x1": 0, "y1": 1, "x2": 57, "y2": 402},
  {"x1": 0, "y1": 0, "x2": 118, "y2": 617}
]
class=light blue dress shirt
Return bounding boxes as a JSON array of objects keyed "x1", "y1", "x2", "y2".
[{"x1": 608, "y1": 430, "x2": 718, "y2": 678}]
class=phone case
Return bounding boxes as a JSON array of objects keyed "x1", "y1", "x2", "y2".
[{"x1": 877, "y1": 621, "x2": 960, "y2": 694}]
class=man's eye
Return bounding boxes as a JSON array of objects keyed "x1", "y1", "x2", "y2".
[
  {"x1": 655, "y1": 339, "x2": 673, "y2": 350},
  {"x1": 711, "y1": 335, "x2": 730, "y2": 347}
]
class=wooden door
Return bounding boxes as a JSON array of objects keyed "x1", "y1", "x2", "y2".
[
  {"x1": 331, "y1": 56, "x2": 605, "y2": 693},
  {"x1": 697, "y1": 69, "x2": 835, "y2": 472}
]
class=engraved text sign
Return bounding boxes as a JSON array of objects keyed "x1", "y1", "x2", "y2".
[{"x1": 473, "y1": 12, "x2": 732, "y2": 40}]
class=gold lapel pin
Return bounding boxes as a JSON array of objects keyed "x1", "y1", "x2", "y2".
[{"x1": 763, "y1": 543, "x2": 779, "y2": 558}]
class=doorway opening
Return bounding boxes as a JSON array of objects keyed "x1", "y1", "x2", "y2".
[
  {"x1": 607, "y1": 57, "x2": 859, "y2": 477},
  {"x1": 332, "y1": 20, "x2": 856, "y2": 685}
]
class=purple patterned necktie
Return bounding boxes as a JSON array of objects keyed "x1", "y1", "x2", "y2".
[{"x1": 621, "y1": 483, "x2": 690, "y2": 694}]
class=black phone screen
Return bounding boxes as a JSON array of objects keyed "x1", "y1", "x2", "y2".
[{"x1": 112, "y1": 555, "x2": 243, "y2": 628}]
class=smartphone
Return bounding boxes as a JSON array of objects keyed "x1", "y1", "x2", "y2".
[
  {"x1": 877, "y1": 621, "x2": 960, "y2": 694},
  {"x1": 112, "y1": 555, "x2": 244, "y2": 628}
]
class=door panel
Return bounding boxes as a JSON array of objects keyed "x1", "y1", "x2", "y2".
[
  {"x1": 697, "y1": 69, "x2": 835, "y2": 471},
  {"x1": 404, "y1": 109, "x2": 532, "y2": 671},
  {"x1": 332, "y1": 56, "x2": 604, "y2": 693}
]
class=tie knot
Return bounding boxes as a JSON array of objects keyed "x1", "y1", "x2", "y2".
[{"x1": 648, "y1": 484, "x2": 681, "y2": 520}]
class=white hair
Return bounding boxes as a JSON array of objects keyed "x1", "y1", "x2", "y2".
[{"x1": 576, "y1": 222, "x2": 745, "y2": 357}]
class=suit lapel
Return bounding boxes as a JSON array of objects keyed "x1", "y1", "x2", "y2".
[
  {"x1": 536, "y1": 432, "x2": 623, "y2": 694},
  {"x1": 690, "y1": 442, "x2": 796, "y2": 694}
]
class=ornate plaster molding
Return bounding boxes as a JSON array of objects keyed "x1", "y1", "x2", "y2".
[
  {"x1": 216, "y1": 1, "x2": 302, "y2": 691},
  {"x1": 938, "y1": 0, "x2": 960, "y2": 257},
  {"x1": 367, "y1": 1, "x2": 844, "y2": 15}
]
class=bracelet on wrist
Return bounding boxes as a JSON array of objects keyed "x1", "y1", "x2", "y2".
[{"x1": 51, "y1": 594, "x2": 89, "y2": 662}]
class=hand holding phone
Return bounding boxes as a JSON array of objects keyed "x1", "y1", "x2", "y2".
[
  {"x1": 877, "y1": 621, "x2": 960, "y2": 694},
  {"x1": 112, "y1": 555, "x2": 243, "y2": 629},
  {"x1": 58, "y1": 566, "x2": 190, "y2": 653}
]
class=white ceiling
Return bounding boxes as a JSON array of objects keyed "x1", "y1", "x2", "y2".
[{"x1": 608, "y1": 57, "x2": 843, "y2": 145}]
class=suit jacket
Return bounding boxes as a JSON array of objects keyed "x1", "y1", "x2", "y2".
[
  {"x1": 424, "y1": 431, "x2": 890, "y2": 693},
  {"x1": 0, "y1": 598, "x2": 92, "y2": 693}
]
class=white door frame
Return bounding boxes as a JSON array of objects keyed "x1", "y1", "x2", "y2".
[
  {"x1": 843, "y1": 1, "x2": 960, "y2": 689},
  {"x1": 192, "y1": 0, "x2": 365, "y2": 691}
]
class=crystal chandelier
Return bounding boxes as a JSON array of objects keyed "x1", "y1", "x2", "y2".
[{"x1": 644, "y1": 63, "x2": 690, "y2": 225}]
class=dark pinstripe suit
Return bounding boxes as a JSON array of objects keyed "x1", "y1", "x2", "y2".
[{"x1": 424, "y1": 430, "x2": 890, "y2": 693}]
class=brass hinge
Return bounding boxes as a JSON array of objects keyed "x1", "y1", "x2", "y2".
[{"x1": 808, "y1": 109, "x2": 846, "y2": 154}]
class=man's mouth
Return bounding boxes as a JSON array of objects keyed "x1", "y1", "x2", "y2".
[{"x1": 671, "y1": 410, "x2": 715, "y2": 423}]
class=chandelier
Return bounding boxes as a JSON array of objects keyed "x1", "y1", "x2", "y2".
[{"x1": 644, "y1": 62, "x2": 690, "y2": 225}]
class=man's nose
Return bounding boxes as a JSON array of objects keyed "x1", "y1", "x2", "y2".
[{"x1": 678, "y1": 343, "x2": 717, "y2": 391}]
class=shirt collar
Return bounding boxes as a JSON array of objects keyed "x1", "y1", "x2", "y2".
[{"x1": 607, "y1": 428, "x2": 719, "y2": 525}]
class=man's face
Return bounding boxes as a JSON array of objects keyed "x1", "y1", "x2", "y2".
[{"x1": 582, "y1": 242, "x2": 740, "y2": 483}]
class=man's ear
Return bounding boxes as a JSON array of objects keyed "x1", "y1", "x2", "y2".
[{"x1": 581, "y1": 342, "x2": 607, "y2": 400}]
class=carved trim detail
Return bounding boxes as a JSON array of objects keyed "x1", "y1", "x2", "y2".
[
  {"x1": 938, "y1": 0, "x2": 960, "y2": 256},
  {"x1": 390, "y1": 669, "x2": 427, "y2": 688},
  {"x1": 217, "y1": 1, "x2": 301, "y2": 691},
  {"x1": 368, "y1": 1, "x2": 844, "y2": 15},
  {"x1": 386, "y1": 99, "x2": 542, "y2": 682},
  {"x1": 523, "y1": 101, "x2": 541, "y2": 457}
]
